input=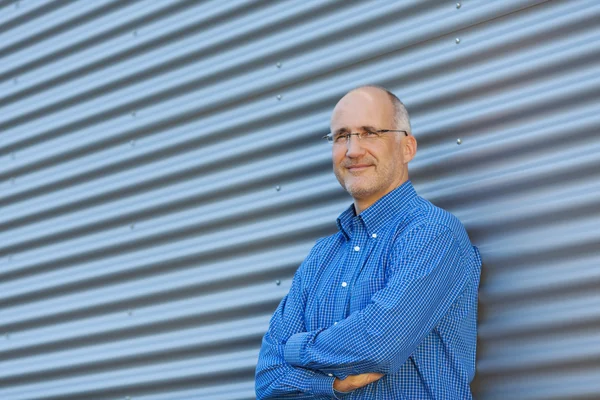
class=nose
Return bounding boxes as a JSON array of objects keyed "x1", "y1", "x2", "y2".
[{"x1": 345, "y1": 135, "x2": 366, "y2": 158}]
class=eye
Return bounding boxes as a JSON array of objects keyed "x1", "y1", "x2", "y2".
[
  {"x1": 333, "y1": 133, "x2": 346, "y2": 143},
  {"x1": 363, "y1": 129, "x2": 380, "y2": 138}
]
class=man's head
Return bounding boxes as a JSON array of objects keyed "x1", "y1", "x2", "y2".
[{"x1": 330, "y1": 86, "x2": 417, "y2": 213}]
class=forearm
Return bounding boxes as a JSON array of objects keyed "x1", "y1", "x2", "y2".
[
  {"x1": 256, "y1": 367, "x2": 336, "y2": 399},
  {"x1": 256, "y1": 333, "x2": 339, "y2": 399},
  {"x1": 284, "y1": 307, "x2": 407, "y2": 376}
]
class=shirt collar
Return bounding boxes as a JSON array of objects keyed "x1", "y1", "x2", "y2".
[{"x1": 336, "y1": 180, "x2": 417, "y2": 240}]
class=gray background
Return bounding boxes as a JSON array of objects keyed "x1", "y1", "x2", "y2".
[{"x1": 1, "y1": 1, "x2": 599, "y2": 399}]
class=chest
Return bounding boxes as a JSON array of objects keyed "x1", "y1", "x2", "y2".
[{"x1": 303, "y1": 235, "x2": 393, "y2": 330}]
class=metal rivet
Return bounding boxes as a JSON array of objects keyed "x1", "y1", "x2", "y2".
[
  {"x1": 276, "y1": 62, "x2": 282, "y2": 68},
  {"x1": 455, "y1": 38, "x2": 461, "y2": 44},
  {"x1": 457, "y1": 138, "x2": 462, "y2": 145},
  {"x1": 456, "y1": 2, "x2": 461, "y2": 9},
  {"x1": 275, "y1": 280, "x2": 281, "y2": 286},
  {"x1": 130, "y1": 223, "x2": 135, "y2": 230},
  {"x1": 276, "y1": 94, "x2": 282, "y2": 100},
  {"x1": 275, "y1": 185, "x2": 281, "y2": 191}
]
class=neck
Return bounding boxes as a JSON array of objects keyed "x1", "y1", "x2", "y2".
[
  {"x1": 353, "y1": 199, "x2": 373, "y2": 215},
  {"x1": 353, "y1": 178, "x2": 409, "y2": 215}
]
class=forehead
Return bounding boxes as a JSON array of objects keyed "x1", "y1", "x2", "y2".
[{"x1": 330, "y1": 89, "x2": 394, "y2": 131}]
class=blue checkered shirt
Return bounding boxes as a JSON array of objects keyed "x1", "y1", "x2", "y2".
[{"x1": 256, "y1": 181, "x2": 481, "y2": 399}]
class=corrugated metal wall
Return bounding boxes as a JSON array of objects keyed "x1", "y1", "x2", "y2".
[{"x1": 1, "y1": 0, "x2": 599, "y2": 399}]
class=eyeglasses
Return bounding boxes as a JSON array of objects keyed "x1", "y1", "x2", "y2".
[{"x1": 322, "y1": 129, "x2": 408, "y2": 145}]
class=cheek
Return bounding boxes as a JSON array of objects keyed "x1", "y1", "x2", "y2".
[
  {"x1": 332, "y1": 150, "x2": 345, "y2": 167},
  {"x1": 381, "y1": 148, "x2": 400, "y2": 165}
]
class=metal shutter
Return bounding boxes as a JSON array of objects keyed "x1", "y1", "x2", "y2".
[{"x1": 1, "y1": 1, "x2": 599, "y2": 399}]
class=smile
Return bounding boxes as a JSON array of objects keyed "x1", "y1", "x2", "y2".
[{"x1": 347, "y1": 164, "x2": 372, "y2": 171}]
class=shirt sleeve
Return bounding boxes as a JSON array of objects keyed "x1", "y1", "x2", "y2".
[
  {"x1": 255, "y1": 246, "x2": 340, "y2": 399},
  {"x1": 283, "y1": 223, "x2": 470, "y2": 376}
]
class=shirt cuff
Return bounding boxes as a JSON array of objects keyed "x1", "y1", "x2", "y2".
[
  {"x1": 334, "y1": 388, "x2": 353, "y2": 398},
  {"x1": 309, "y1": 373, "x2": 337, "y2": 397},
  {"x1": 284, "y1": 331, "x2": 310, "y2": 366}
]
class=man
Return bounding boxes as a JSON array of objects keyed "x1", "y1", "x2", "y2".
[{"x1": 255, "y1": 86, "x2": 481, "y2": 399}]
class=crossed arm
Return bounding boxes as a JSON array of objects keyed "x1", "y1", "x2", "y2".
[
  {"x1": 255, "y1": 264, "x2": 341, "y2": 399},
  {"x1": 255, "y1": 225, "x2": 468, "y2": 399}
]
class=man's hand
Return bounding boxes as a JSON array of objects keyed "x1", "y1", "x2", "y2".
[{"x1": 333, "y1": 372, "x2": 384, "y2": 393}]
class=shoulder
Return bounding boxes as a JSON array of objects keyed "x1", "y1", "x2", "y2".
[
  {"x1": 395, "y1": 196, "x2": 472, "y2": 254},
  {"x1": 295, "y1": 231, "x2": 344, "y2": 279},
  {"x1": 409, "y1": 196, "x2": 463, "y2": 230},
  {"x1": 311, "y1": 231, "x2": 344, "y2": 258}
]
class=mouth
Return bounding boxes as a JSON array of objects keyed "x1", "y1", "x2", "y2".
[{"x1": 346, "y1": 164, "x2": 372, "y2": 172}]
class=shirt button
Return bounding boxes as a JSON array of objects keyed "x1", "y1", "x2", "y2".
[
  {"x1": 328, "y1": 373, "x2": 333, "y2": 377},
  {"x1": 341, "y1": 282, "x2": 348, "y2": 287},
  {"x1": 371, "y1": 233, "x2": 377, "y2": 238},
  {"x1": 354, "y1": 246, "x2": 360, "y2": 252},
  {"x1": 334, "y1": 322, "x2": 338, "y2": 325}
]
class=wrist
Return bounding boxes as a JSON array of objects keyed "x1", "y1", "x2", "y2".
[
  {"x1": 309, "y1": 373, "x2": 337, "y2": 397},
  {"x1": 333, "y1": 378, "x2": 352, "y2": 393}
]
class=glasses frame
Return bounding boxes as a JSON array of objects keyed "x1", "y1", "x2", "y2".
[{"x1": 323, "y1": 129, "x2": 408, "y2": 144}]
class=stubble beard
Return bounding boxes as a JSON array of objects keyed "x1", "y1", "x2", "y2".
[{"x1": 335, "y1": 163, "x2": 396, "y2": 200}]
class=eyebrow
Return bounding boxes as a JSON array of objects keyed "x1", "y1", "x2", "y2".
[{"x1": 333, "y1": 125, "x2": 377, "y2": 134}]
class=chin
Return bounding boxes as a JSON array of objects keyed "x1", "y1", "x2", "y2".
[{"x1": 345, "y1": 183, "x2": 377, "y2": 199}]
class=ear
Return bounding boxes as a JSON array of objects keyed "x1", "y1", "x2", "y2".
[{"x1": 403, "y1": 135, "x2": 417, "y2": 164}]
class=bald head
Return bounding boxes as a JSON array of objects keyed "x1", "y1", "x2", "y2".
[{"x1": 331, "y1": 86, "x2": 411, "y2": 135}]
